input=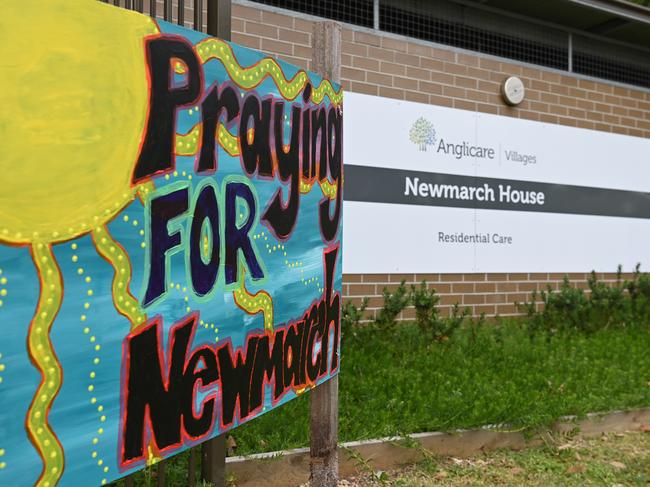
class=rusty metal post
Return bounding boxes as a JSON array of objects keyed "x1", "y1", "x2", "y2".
[{"x1": 309, "y1": 20, "x2": 342, "y2": 487}]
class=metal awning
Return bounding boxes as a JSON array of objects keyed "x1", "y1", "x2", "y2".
[{"x1": 466, "y1": 0, "x2": 650, "y2": 48}]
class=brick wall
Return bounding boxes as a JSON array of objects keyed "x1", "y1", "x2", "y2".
[
  {"x1": 231, "y1": 1, "x2": 650, "y2": 318},
  {"x1": 341, "y1": 273, "x2": 636, "y2": 321},
  {"x1": 232, "y1": 2, "x2": 650, "y2": 138},
  {"x1": 148, "y1": 0, "x2": 649, "y2": 319}
]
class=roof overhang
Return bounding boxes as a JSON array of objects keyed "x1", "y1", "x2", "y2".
[{"x1": 466, "y1": 0, "x2": 650, "y2": 48}]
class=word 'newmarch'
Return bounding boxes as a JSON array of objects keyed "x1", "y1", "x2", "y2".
[{"x1": 404, "y1": 177, "x2": 545, "y2": 205}]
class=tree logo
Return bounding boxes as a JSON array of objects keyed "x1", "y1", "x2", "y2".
[{"x1": 409, "y1": 117, "x2": 436, "y2": 151}]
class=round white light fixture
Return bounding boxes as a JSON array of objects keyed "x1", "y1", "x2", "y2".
[{"x1": 501, "y1": 76, "x2": 525, "y2": 106}]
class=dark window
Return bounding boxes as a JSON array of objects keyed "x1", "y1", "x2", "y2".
[
  {"x1": 248, "y1": 0, "x2": 650, "y2": 90},
  {"x1": 249, "y1": 0, "x2": 374, "y2": 28},
  {"x1": 380, "y1": 3, "x2": 568, "y2": 71}
]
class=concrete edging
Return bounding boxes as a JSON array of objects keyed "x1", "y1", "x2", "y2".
[{"x1": 225, "y1": 407, "x2": 650, "y2": 486}]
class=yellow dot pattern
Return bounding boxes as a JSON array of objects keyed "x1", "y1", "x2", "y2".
[
  {"x1": 299, "y1": 178, "x2": 338, "y2": 200},
  {"x1": 175, "y1": 123, "x2": 240, "y2": 158},
  {"x1": 299, "y1": 179, "x2": 312, "y2": 194},
  {"x1": 233, "y1": 268, "x2": 274, "y2": 334},
  {"x1": 26, "y1": 244, "x2": 64, "y2": 487},
  {"x1": 175, "y1": 124, "x2": 200, "y2": 156},
  {"x1": 91, "y1": 226, "x2": 145, "y2": 331},
  {"x1": 218, "y1": 125, "x2": 240, "y2": 156},
  {"x1": 70, "y1": 243, "x2": 108, "y2": 481},
  {"x1": 137, "y1": 181, "x2": 155, "y2": 206},
  {"x1": 199, "y1": 319, "x2": 220, "y2": 343},
  {"x1": 195, "y1": 38, "x2": 343, "y2": 106},
  {"x1": 0, "y1": 188, "x2": 138, "y2": 246},
  {"x1": 254, "y1": 231, "x2": 323, "y2": 293},
  {"x1": 319, "y1": 179, "x2": 338, "y2": 199},
  {"x1": 0, "y1": 268, "x2": 6, "y2": 307}
]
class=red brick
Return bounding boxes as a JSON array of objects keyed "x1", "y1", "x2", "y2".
[
  {"x1": 245, "y1": 22, "x2": 278, "y2": 39},
  {"x1": 261, "y1": 10, "x2": 294, "y2": 29},
  {"x1": 261, "y1": 38, "x2": 293, "y2": 56},
  {"x1": 347, "y1": 284, "x2": 378, "y2": 296},
  {"x1": 452, "y1": 283, "x2": 474, "y2": 293},
  {"x1": 342, "y1": 41, "x2": 367, "y2": 57},
  {"x1": 353, "y1": 56, "x2": 380, "y2": 72},
  {"x1": 379, "y1": 86, "x2": 405, "y2": 100},
  {"x1": 464, "y1": 294, "x2": 485, "y2": 305},
  {"x1": 350, "y1": 81, "x2": 378, "y2": 96},
  {"x1": 355, "y1": 31, "x2": 382, "y2": 47},
  {"x1": 381, "y1": 36, "x2": 409, "y2": 53}
]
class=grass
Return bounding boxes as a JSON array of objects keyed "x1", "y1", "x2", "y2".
[
  {"x1": 116, "y1": 319, "x2": 650, "y2": 486},
  {"x1": 345, "y1": 431, "x2": 650, "y2": 486},
  {"x1": 232, "y1": 320, "x2": 650, "y2": 455}
]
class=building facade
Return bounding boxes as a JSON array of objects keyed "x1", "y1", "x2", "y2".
[{"x1": 124, "y1": 0, "x2": 650, "y2": 320}]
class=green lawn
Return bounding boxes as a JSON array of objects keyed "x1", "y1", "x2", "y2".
[
  {"x1": 117, "y1": 319, "x2": 650, "y2": 486},
  {"x1": 233, "y1": 321, "x2": 650, "y2": 455}
]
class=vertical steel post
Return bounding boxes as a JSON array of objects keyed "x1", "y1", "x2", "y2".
[
  {"x1": 156, "y1": 461, "x2": 166, "y2": 487},
  {"x1": 194, "y1": 0, "x2": 203, "y2": 32},
  {"x1": 201, "y1": 434, "x2": 227, "y2": 486},
  {"x1": 568, "y1": 33, "x2": 574, "y2": 72},
  {"x1": 188, "y1": 447, "x2": 197, "y2": 486},
  {"x1": 199, "y1": 2, "x2": 231, "y2": 485},
  {"x1": 164, "y1": 0, "x2": 172, "y2": 21},
  {"x1": 373, "y1": 0, "x2": 380, "y2": 30},
  {"x1": 310, "y1": 19, "x2": 342, "y2": 487},
  {"x1": 207, "y1": 0, "x2": 231, "y2": 40}
]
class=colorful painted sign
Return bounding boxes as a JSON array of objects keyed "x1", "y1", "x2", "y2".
[{"x1": 0, "y1": 1, "x2": 343, "y2": 485}]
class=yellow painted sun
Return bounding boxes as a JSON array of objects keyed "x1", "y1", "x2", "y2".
[
  {"x1": 0, "y1": 1, "x2": 158, "y2": 486},
  {"x1": 0, "y1": 0, "x2": 158, "y2": 246}
]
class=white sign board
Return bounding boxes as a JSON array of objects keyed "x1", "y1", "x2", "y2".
[{"x1": 343, "y1": 92, "x2": 650, "y2": 273}]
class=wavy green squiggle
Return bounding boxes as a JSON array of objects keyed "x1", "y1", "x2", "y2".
[
  {"x1": 26, "y1": 244, "x2": 65, "y2": 487},
  {"x1": 195, "y1": 38, "x2": 343, "y2": 105}
]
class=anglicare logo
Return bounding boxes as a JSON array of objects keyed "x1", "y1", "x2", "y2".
[
  {"x1": 409, "y1": 116, "x2": 496, "y2": 161},
  {"x1": 409, "y1": 117, "x2": 436, "y2": 151}
]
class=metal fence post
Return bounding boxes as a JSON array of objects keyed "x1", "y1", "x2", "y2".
[
  {"x1": 207, "y1": 0, "x2": 231, "y2": 41},
  {"x1": 199, "y1": 1, "x2": 230, "y2": 485},
  {"x1": 310, "y1": 20, "x2": 342, "y2": 487}
]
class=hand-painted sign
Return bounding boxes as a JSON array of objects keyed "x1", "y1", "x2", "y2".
[{"x1": 0, "y1": 1, "x2": 343, "y2": 485}]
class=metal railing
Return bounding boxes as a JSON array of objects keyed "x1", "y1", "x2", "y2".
[
  {"x1": 100, "y1": 0, "x2": 207, "y2": 33},
  {"x1": 248, "y1": 0, "x2": 650, "y2": 90},
  {"x1": 101, "y1": 2, "x2": 229, "y2": 483}
]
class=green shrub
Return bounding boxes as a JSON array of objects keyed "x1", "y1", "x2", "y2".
[
  {"x1": 586, "y1": 268, "x2": 626, "y2": 329},
  {"x1": 518, "y1": 265, "x2": 650, "y2": 335},
  {"x1": 410, "y1": 282, "x2": 469, "y2": 342},
  {"x1": 375, "y1": 280, "x2": 410, "y2": 332},
  {"x1": 624, "y1": 264, "x2": 650, "y2": 322},
  {"x1": 410, "y1": 281, "x2": 440, "y2": 338},
  {"x1": 341, "y1": 297, "x2": 368, "y2": 342}
]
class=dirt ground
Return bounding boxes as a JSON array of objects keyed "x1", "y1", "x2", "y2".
[{"x1": 335, "y1": 431, "x2": 650, "y2": 486}]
